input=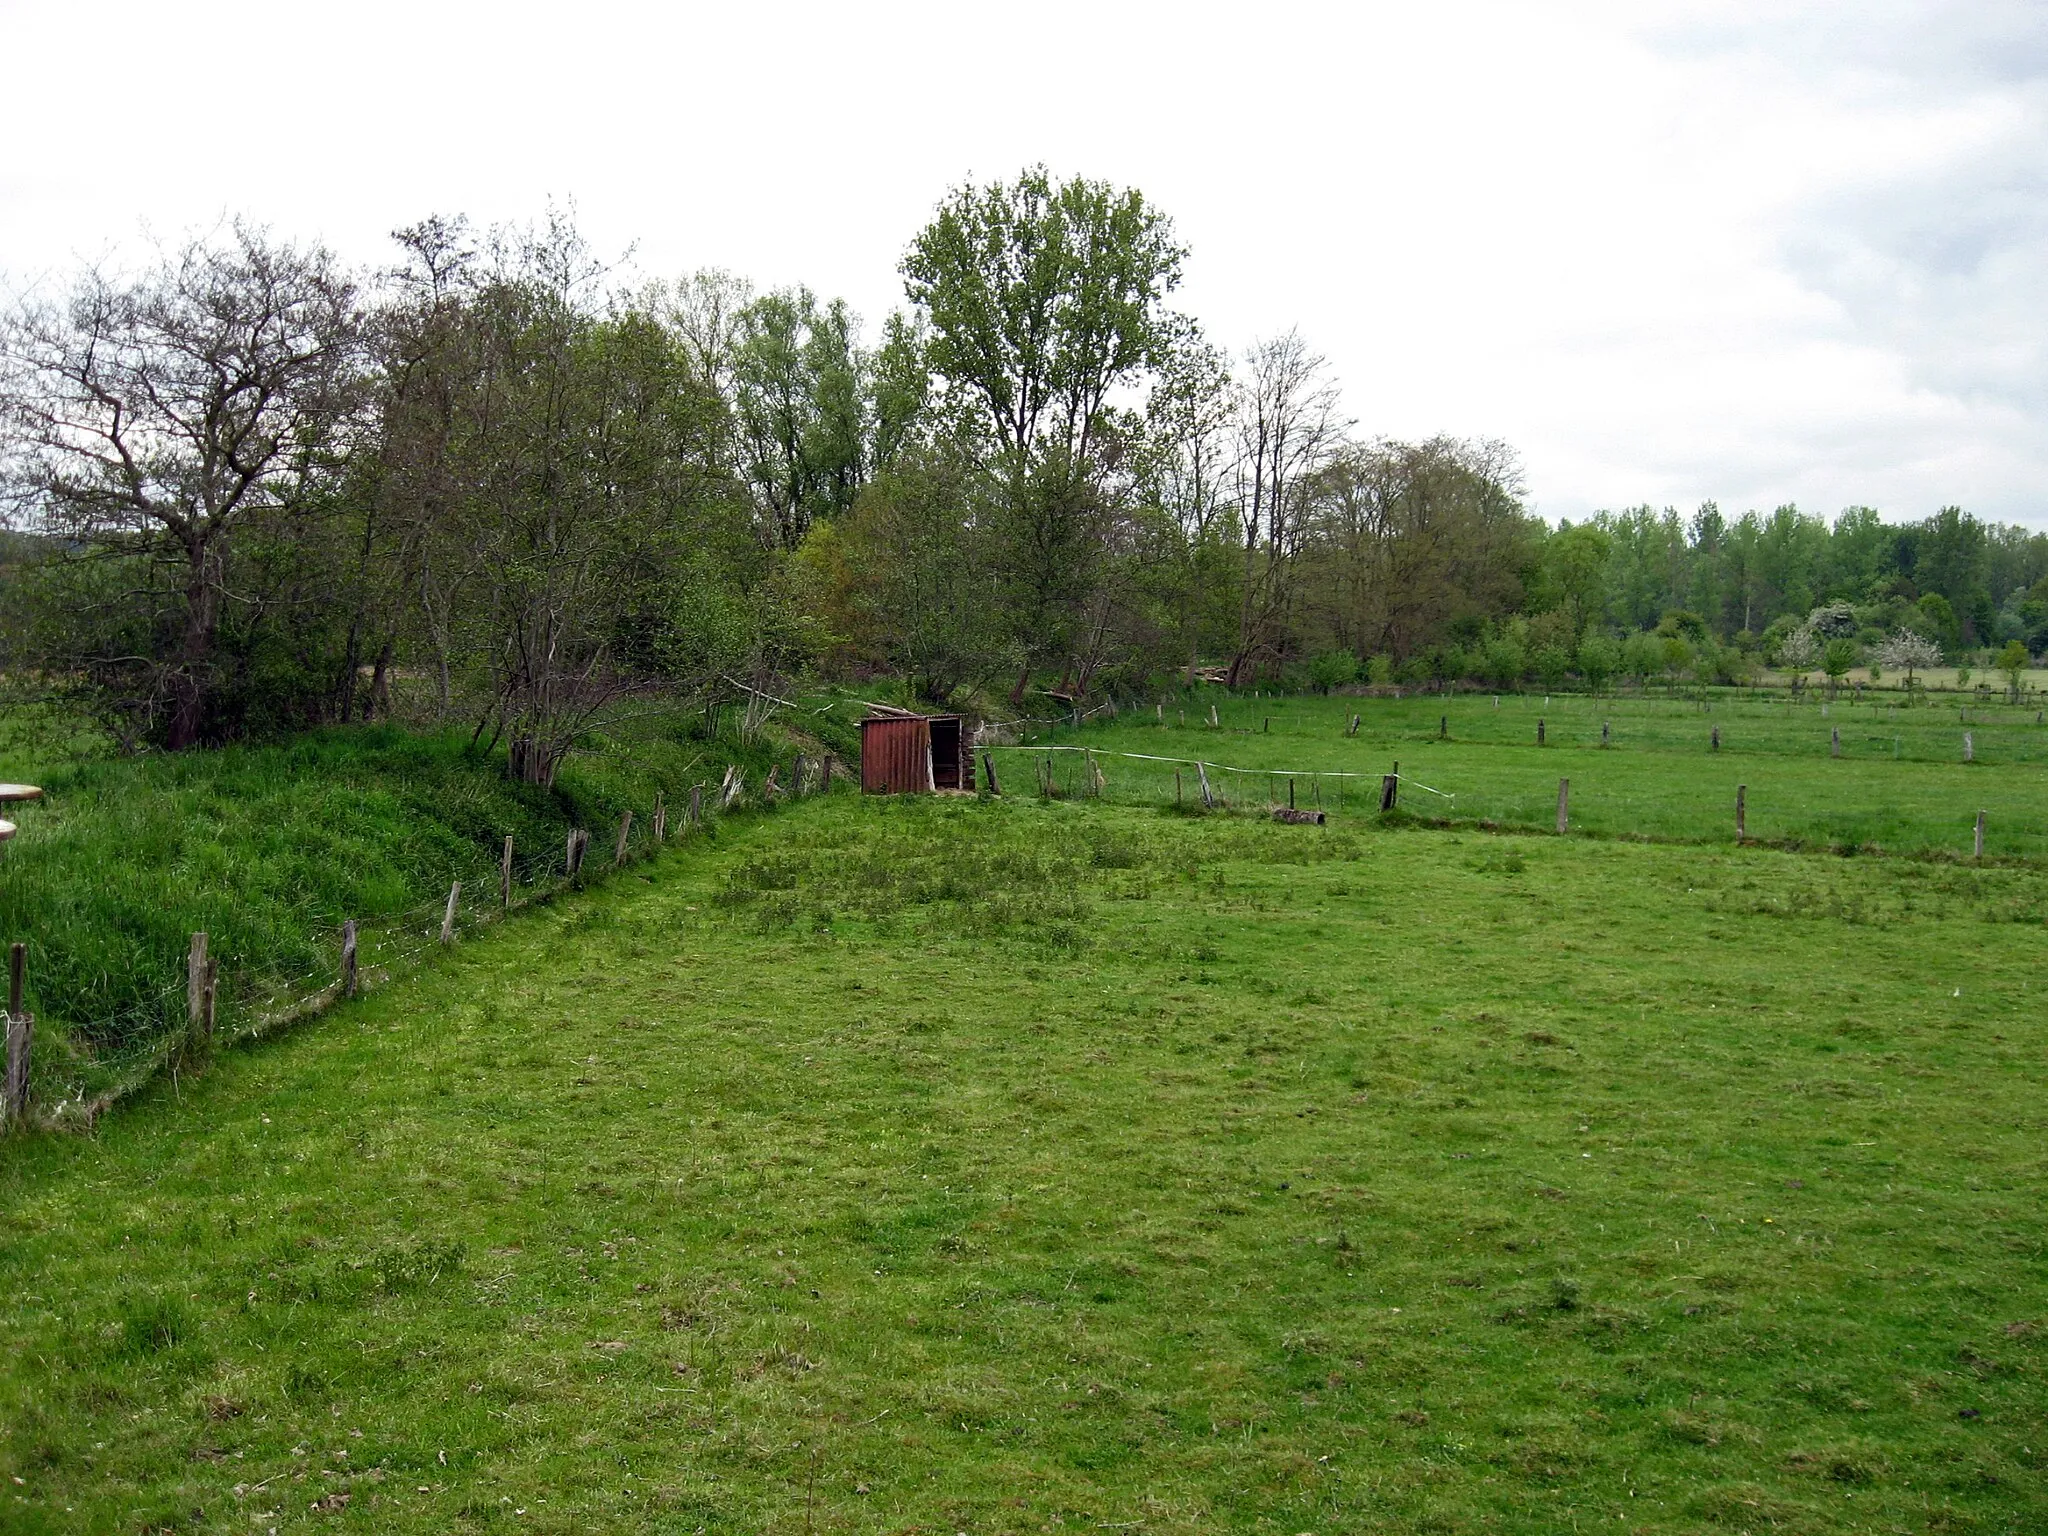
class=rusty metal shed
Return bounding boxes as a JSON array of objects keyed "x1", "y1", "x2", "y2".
[{"x1": 860, "y1": 711, "x2": 976, "y2": 794}]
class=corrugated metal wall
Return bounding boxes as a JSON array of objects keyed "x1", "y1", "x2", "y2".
[{"x1": 860, "y1": 717, "x2": 933, "y2": 794}]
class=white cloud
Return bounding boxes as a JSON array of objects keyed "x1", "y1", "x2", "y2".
[{"x1": 1, "y1": 0, "x2": 2041, "y2": 523}]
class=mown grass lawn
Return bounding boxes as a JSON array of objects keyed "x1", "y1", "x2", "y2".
[{"x1": 3, "y1": 793, "x2": 2046, "y2": 1533}]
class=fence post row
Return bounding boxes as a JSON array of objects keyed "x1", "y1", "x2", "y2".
[{"x1": 5, "y1": 942, "x2": 30, "y2": 1125}]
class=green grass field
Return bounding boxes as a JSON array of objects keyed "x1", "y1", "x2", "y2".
[
  {"x1": 4, "y1": 790, "x2": 2046, "y2": 1532},
  {"x1": 1017, "y1": 688, "x2": 2048, "y2": 858}
]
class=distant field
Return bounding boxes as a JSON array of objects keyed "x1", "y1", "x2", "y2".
[
  {"x1": 4, "y1": 794, "x2": 2046, "y2": 1532},
  {"x1": 1016, "y1": 688, "x2": 2048, "y2": 858}
]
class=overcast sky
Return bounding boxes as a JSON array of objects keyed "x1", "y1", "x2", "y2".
[{"x1": 3, "y1": 0, "x2": 2042, "y2": 526}]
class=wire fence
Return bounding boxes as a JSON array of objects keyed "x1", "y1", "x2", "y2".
[
  {"x1": 15, "y1": 764, "x2": 840, "y2": 1131},
  {"x1": 980, "y1": 743, "x2": 1449, "y2": 814}
]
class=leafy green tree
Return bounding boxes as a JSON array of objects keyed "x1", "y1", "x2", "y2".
[
  {"x1": 1997, "y1": 639, "x2": 2030, "y2": 701},
  {"x1": 828, "y1": 448, "x2": 1011, "y2": 702},
  {"x1": 1482, "y1": 632, "x2": 1526, "y2": 689},
  {"x1": 902, "y1": 166, "x2": 1184, "y2": 701},
  {"x1": 1577, "y1": 629, "x2": 1619, "y2": 692},
  {"x1": 1821, "y1": 636, "x2": 1858, "y2": 696},
  {"x1": 1914, "y1": 592, "x2": 1960, "y2": 653},
  {"x1": 1307, "y1": 650, "x2": 1359, "y2": 693},
  {"x1": 730, "y1": 288, "x2": 867, "y2": 550}
]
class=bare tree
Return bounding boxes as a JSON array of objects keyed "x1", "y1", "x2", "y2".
[
  {"x1": 1227, "y1": 331, "x2": 1344, "y2": 685},
  {"x1": 0, "y1": 224, "x2": 362, "y2": 746}
]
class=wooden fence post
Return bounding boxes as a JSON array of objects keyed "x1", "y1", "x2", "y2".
[
  {"x1": 653, "y1": 792, "x2": 667, "y2": 841},
  {"x1": 690, "y1": 785, "x2": 703, "y2": 825},
  {"x1": 1711, "y1": 725, "x2": 1720, "y2": 751},
  {"x1": 202, "y1": 957, "x2": 217, "y2": 1046},
  {"x1": 1602, "y1": 720, "x2": 1611, "y2": 747},
  {"x1": 1288, "y1": 776, "x2": 1296, "y2": 809},
  {"x1": 1209, "y1": 704, "x2": 1219, "y2": 728},
  {"x1": 1975, "y1": 809, "x2": 1986, "y2": 859},
  {"x1": 1196, "y1": 761, "x2": 1215, "y2": 810},
  {"x1": 821, "y1": 754, "x2": 836, "y2": 791},
  {"x1": 614, "y1": 809, "x2": 633, "y2": 867},
  {"x1": 1263, "y1": 717, "x2": 1270, "y2": 733},
  {"x1": 1735, "y1": 785, "x2": 1747, "y2": 842},
  {"x1": 1964, "y1": 731, "x2": 1974, "y2": 763},
  {"x1": 501, "y1": 835, "x2": 514, "y2": 909},
  {"x1": 4, "y1": 943, "x2": 27, "y2": 1126},
  {"x1": 1537, "y1": 718, "x2": 1545, "y2": 746},
  {"x1": 3, "y1": 946, "x2": 27, "y2": 1122},
  {"x1": 1380, "y1": 773, "x2": 1399, "y2": 812},
  {"x1": 982, "y1": 751, "x2": 1001, "y2": 796},
  {"x1": 188, "y1": 931, "x2": 209, "y2": 1046},
  {"x1": 441, "y1": 882, "x2": 461, "y2": 945},
  {"x1": 341, "y1": 920, "x2": 358, "y2": 999},
  {"x1": 1556, "y1": 777, "x2": 1570, "y2": 834}
]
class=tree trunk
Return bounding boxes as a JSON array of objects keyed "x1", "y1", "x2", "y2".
[
  {"x1": 166, "y1": 539, "x2": 218, "y2": 751},
  {"x1": 368, "y1": 637, "x2": 395, "y2": 720}
]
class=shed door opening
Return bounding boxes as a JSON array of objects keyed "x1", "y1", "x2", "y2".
[{"x1": 930, "y1": 718, "x2": 963, "y2": 790}]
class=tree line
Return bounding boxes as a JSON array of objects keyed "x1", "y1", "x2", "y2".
[{"x1": 4, "y1": 169, "x2": 2043, "y2": 764}]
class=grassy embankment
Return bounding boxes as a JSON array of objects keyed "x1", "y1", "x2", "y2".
[
  {"x1": 3, "y1": 791, "x2": 2046, "y2": 1532},
  {"x1": 1020, "y1": 688, "x2": 2048, "y2": 857},
  {"x1": 0, "y1": 700, "x2": 858, "y2": 1112}
]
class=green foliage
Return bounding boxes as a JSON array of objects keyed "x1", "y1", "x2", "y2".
[
  {"x1": 1576, "y1": 629, "x2": 1619, "y2": 690},
  {"x1": 1307, "y1": 649, "x2": 1360, "y2": 692}
]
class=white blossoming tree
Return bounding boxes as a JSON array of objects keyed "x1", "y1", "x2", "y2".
[{"x1": 1874, "y1": 629, "x2": 1942, "y2": 690}]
